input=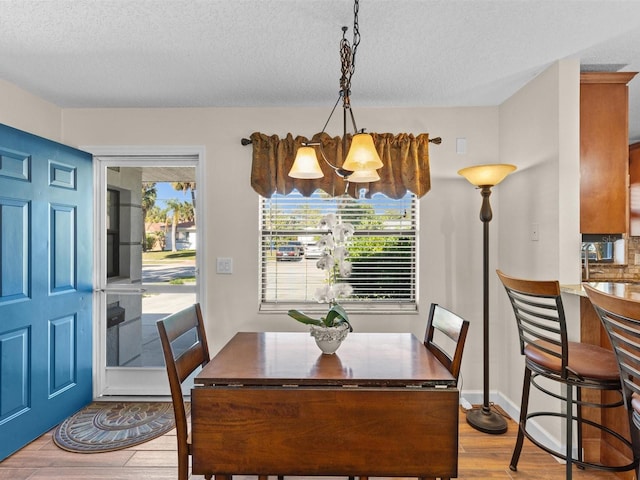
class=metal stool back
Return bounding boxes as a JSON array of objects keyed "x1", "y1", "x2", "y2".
[{"x1": 584, "y1": 284, "x2": 640, "y2": 479}]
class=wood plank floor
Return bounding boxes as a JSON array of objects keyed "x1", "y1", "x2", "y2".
[{"x1": 0, "y1": 407, "x2": 629, "y2": 480}]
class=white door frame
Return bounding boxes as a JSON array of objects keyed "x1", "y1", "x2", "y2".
[{"x1": 84, "y1": 145, "x2": 206, "y2": 398}]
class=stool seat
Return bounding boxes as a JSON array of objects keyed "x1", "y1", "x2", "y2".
[{"x1": 524, "y1": 340, "x2": 619, "y2": 381}]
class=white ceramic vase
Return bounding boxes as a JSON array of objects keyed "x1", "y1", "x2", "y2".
[{"x1": 309, "y1": 323, "x2": 350, "y2": 355}]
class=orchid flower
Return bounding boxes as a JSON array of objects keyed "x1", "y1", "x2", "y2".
[{"x1": 288, "y1": 213, "x2": 355, "y2": 330}]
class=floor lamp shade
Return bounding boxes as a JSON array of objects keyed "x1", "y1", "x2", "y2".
[
  {"x1": 458, "y1": 163, "x2": 516, "y2": 435},
  {"x1": 458, "y1": 164, "x2": 516, "y2": 187}
]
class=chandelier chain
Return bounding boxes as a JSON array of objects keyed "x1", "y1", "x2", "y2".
[
  {"x1": 340, "y1": 0, "x2": 360, "y2": 105},
  {"x1": 319, "y1": 0, "x2": 362, "y2": 136}
]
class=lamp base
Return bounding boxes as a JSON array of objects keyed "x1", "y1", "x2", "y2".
[{"x1": 466, "y1": 406, "x2": 508, "y2": 435}]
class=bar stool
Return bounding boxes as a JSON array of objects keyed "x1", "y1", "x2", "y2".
[
  {"x1": 496, "y1": 270, "x2": 634, "y2": 479},
  {"x1": 584, "y1": 284, "x2": 640, "y2": 479}
]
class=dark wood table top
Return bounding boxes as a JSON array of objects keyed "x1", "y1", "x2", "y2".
[{"x1": 194, "y1": 331, "x2": 456, "y2": 388}]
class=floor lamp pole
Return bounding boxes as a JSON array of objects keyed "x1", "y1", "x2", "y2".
[{"x1": 465, "y1": 185, "x2": 508, "y2": 434}]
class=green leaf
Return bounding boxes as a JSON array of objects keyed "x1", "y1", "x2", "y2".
[
  {"x1": 324, "y1": 304, "x2": 353, "y2": 331},
  {"x1": 287, "y1": 309, "x2": 323, "y2": 326}
]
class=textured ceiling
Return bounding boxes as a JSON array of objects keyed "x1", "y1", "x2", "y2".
[{"x1": 2, "y1": 0, "x2": 640, "y2": 141}]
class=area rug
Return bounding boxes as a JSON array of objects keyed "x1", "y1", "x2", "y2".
[{"x1": 53, "y1": 402, "x2": 183, "y2": 453}]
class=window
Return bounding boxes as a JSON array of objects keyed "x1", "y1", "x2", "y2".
[{"x1": 260, "y1": 190, "x2": 418, "y2": 313}]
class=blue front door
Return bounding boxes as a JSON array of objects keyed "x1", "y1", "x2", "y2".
[{"x1": 0, "y1": 124, "x2": 93, "y2": 460}]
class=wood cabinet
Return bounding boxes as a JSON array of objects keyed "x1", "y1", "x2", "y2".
[
  {"x1": 580, "y1": 72, "x2": 637, "y2": 234},
  {"x1": 629, "y1": 142, "x2": 640, "y2": 235}
]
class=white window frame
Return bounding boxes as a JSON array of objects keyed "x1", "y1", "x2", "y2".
[{"x1": 259, "y1": 190, "x2": 419, "y2": 314}]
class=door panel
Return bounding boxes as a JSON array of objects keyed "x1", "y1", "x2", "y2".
[{"x1": 0, "y1": 123, "x2": 93, "y2": 460}]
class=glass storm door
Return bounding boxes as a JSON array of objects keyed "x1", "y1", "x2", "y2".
[{"x1": 93, "y1": 153, "x2": 201, "y2": 396}]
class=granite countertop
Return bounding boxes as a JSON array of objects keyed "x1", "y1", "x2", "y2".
[
  {"x1": 560, "y1": 284, "x2": 586, "y2": 297},
  {"x1": 561, "y1": 282, "x2": 640, "y2": 300}
]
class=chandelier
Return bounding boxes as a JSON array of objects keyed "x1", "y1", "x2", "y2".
[{"x1": 288, "y1": 0, "x2": 383, "y2": 183}]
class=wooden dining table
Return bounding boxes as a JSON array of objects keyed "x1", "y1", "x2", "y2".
[{"x1": 191, "y1": 331, "x2": 459, "y2": 480}]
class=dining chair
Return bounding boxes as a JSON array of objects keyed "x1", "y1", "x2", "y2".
[
  {"x1": 584, "y1": 284, "x2": 640, "y2": 478},
  {"x1": 358, "y1": 305, "x2": 468, "y2": 480},
  {"x1": 496, "y1": 270, "x2": 634, "y2": 480},
  {"x1": 419, "y1": 304, "x2": 470, "y2": 480},
  {"x1": 424, "y1": 303, "x2": 470, "y2": 382},
  {"x1": 157, "y1": 303, "x2": 213, "y2": 480}
]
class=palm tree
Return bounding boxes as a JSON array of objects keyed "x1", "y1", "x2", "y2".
[
  {"x1": 141, "y1": 182, "x2": 157, "y2": 252},
  {"x1": 165, "y1": 199, "x2": 183, "y2": 252},
  {"x1": 179, "y1": 201, "x2": 195, "y2": 223},
  {"x1": 172, "y1": 182, "x2": 196, "y2": 209},
  {"x1": 173, "y1": 182, "x2": 196, "y2": 228}
]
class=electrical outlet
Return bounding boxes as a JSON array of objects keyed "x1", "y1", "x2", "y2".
[
  {"x1": 216, "y1": 257, "x2": 233, "y2": 274},
  {"x1": 530, "y1": 223, "x2": 539, "y2": 241}
]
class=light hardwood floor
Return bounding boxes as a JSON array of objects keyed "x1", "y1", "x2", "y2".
[{"x1": 0, "y1": 407, "x2": 629, "y2": 480}]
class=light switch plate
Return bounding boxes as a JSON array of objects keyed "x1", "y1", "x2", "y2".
[
  {"x1": 530, "y1": 223, "x2": 539, "y2": 241},
  {"x1": 216, "y1": 257, "x2": 233, "y2": 274}
]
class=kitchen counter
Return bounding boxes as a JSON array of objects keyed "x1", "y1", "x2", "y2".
[
  {"x1": 561, "y1": 281, "x2": 640, "y2": 300},
  {"x1": 560, "y1": 283, "x2": 586, "y2": 297}
]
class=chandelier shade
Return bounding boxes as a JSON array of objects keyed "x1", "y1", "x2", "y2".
[
  {"x1": 289, "y1": 146, "x2": 324, "y2": 179},
  {"x1": 347, "y1": 167, "x2": 381, "y2": 183},
  {"x1": 341, "y1": 133, "x2": 384, "y2": 172}
]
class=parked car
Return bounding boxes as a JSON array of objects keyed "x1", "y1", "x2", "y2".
[
  {"x1": 287, "y1": 241, "x2": 305, "y2": 256},
  {"x1": 305, "y1": 242, "x2": 324, "y2": 259},
  {"x1": 276, "y1": 245, "x2": 303, "y2": 261}
]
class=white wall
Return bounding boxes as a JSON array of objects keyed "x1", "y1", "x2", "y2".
[
  {"x1": 0, "y1": 79, "x2": 62, "y2": 141},
  {"x1": 57, "y1": 105, "x2": 498, "y2": 393},
  {"x1": 0, "y1": 61, "x2": 579, "y2": 415},
  {"x1": 495, "y1": 59, "x2": 581, "y2": 444}
]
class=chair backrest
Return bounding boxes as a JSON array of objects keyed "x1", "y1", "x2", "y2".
[
  {"x1": 496, "y1": 270, "x2": 569, "y2": 377},
  {"x1": 157, "y1": 303, "x2": 210, "y2": 448},
  {"x1": 584, "y1": 285, "x2": 640, "y2": 409},
  {"x1": 424, "y1": 303, "x2": 470, "y2": 380}
]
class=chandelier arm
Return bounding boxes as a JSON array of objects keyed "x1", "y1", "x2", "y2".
[
  {"x1": 301, "y1": 140, "x2": 353, "y2": 178},
  {"x1": 315, "y1": 142, "x2": 353, "y2": 179},
  {"x1": 320, "y1": 93, "x2": 344, "y2": 135},
  {"x1": 348, "y1": 106, "x2": 359, "y2": 134}
]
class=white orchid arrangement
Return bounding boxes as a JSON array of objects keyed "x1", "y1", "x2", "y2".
[{"x1": 288, "y1": 213, "x2": 354, "y2": 330}]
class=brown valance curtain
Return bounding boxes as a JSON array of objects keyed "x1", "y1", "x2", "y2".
[{"x1": 249, "y1": 131, "x2": 431, "y2": 199}]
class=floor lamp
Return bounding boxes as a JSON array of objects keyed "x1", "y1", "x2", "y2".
[{"x1": 458, "y1": 163, "x2": 516, "y2": 435}]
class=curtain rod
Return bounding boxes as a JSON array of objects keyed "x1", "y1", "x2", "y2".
[{"x1": 240, "y1": 136, "x2": 442, "y2": 146}]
